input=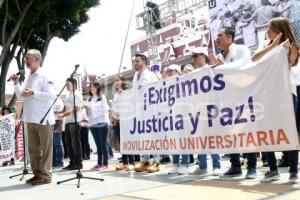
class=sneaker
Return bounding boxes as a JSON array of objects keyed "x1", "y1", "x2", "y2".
[
  {"x1": 288, "y1": 173, "x2": 298, "y2": 184},
  {"x1": 245, "y1": 168, "x2": 257, "y2": 179},
  {"x1": 147, "y1": 162, "x2": 160, "y2": 173},
  {"x1": 126, "y1": 164, "x2": 135, "y2": 171},
  {"x1": 261, "y1": 171, "x2": 280, "y2": 183},
  {"x1": 213, "y1": 168, "x2": 221, "y2": 176},
  {"x1": 134, "y1": 162, "x2": 150, "y2": 172},
  {"x1": 63, "y1": 164, "x2": 73, "y2": 170},
  {"x1": 91, "y1": 164, "x2": 102, "y2": 171},
  {"x1": 191, "y1": 167, "x2": 208, "y2": 175},
  {"x1": 115, "y1": 164, "x2": 128, "y2": 171},
  {"x1": 220, "y1": 167, "x2": 242, "y2": 178},
  {"x1": 168, "y1": 165, "x2": 179, "y2": 174},
  {"x1": 177, "y1": 165, "x2": 190, "y2": 175}
]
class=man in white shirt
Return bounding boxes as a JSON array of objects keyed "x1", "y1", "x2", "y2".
[
  {"x1": 58, "y1": 78, "x2": 83, "y2": 170},
  {"x1": 210, "y1": 27, "x2": 257, "y2": 179},
  {"x1": 10, "y1": 49, "x2": 56, "y2": 185},
  {"x1": 209, "y1": 27, "x2": 251, "y2": 65},
  {"x1": 132, "y1": 54, "x2": 160, "y2": 173}
]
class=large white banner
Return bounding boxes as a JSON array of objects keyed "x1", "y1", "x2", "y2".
[
  {"x1": 120, "y1": 46, "x2": 300, "y2": 155},
  {"x1": 0, "y1": 114, "x2": 15, "y2": 162}
]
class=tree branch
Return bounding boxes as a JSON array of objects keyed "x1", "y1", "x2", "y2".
[
  {"x1": 0, "y1": 0, "x2": 35, "y2": 68},
  {"x1": 2, "y1": 0, "x2": 8, "y2": 47},
  {"x1": 15, "y1": 0, "x2": 22, "y2": 14},
  {"x1": 0, "y1": 0, "x2": 4, "y2": 9}
]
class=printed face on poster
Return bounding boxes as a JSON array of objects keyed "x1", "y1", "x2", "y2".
[{"x1": 207, "y1": 0, "x2": 296, "y2": 52}]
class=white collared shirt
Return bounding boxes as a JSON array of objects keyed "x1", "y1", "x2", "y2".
[
  {"x1": 218, "y1": 43, "x2": 251, "y2": 63},
  {"x1": 88, "y1": 95, "x2": 110, "y2": 126},
  {"x1": 64, "y1": 91, "x2": 83, "y2": 124},
  {"x1": 132, "y1": 68, "x2": 158, "y2": 89},
  {"x1": 111, "y1": 91, "x2": 122, "y2": 120},
  {"x1": 14, "y1": 68, "x2": 56, "y2": 125},
  {"x1": 290, "y1": 64, "x2": 300, "y2": 96}
]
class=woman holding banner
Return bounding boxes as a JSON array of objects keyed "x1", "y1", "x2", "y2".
[{"x1": 252, "y1": 17, "x2": 299, "y2": 184}]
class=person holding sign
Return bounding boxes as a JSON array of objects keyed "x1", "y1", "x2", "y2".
[
  {"x1": 165, "y1": 65, "x2": 192, "y2": 175},
  {"x1": 209, "y1": 27, "x2": 258, "y2": 179},
  {"x1": 10, "y1": 49, "x2": 56, "y2": 185},
  {"x1": 189, "y1": 49, "x2": 222, "y2": 176},
  {"x1": 252, "y1": 17, "x2": 299, "y2": 184},
  {"x1": 132, "y1": 54, "x2": 161, "y2": 173}
]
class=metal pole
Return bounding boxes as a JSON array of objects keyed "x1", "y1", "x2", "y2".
[{"x1": 117, "y1": 0, "x2": 136, "y2": 74}]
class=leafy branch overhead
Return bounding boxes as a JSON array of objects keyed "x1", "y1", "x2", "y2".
[{"x1": 0, "y1": 0, "x2": 100, "y2": 107}]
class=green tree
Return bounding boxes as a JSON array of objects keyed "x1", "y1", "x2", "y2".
[{"x1": 0, "y1": 0, "x2": 100, "y2": 107}]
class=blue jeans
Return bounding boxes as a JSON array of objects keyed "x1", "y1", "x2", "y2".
[
  {"x1": 198, "y1": 154, "x2": 220, "y2": 169},
  {"x1": 53, "y1": 132, "x2": 64, "y2": 166},
  {"x1": 90, "y1": 124, "x2": 109, "y2": 166},
  {"x1": 143, "y1": 154, "x2": 160, "y2": 163},
  {"x1": 172, "y1": 154, "x2": 189, "y2": 165}
]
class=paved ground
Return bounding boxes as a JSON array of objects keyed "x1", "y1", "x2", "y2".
[{"x1": 0, "y1": 154, "x2": 299, "y2": 200}]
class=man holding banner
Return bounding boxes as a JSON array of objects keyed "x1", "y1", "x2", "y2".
[
  {"x1": 132, "y1": 54, "x2": 161, "y2": 173},
  {"x1": 209, "y1": 26, "x2": 258, "y2": 179}
]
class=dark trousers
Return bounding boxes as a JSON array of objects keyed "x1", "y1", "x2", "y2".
[
  {"x1": 62, "y1": 131, "x2": 68, "y2": 158},
  {"x1": 266, "y1": 151, "x2": 298, "y2": 173},
  {"x1": 64, "y1": 123, "x2": 83, "y2": 166},
  {"x1": 90, "y1": 124, "x2": 109, "y2": 166},
  {"x1": 230, "y1": 153, "x2": 257, "y2": 169},
  {"x1": 80, "y1": 127, "x2": 90, "y2": 159},
  {"x1": 266, "y1": 94, "x2": 299, "y2": 174},
  {"x1": 53, "y1": 132, "x2": 64, "y2": 166},
  {"x1": 122, "y1": 155, "x2": 135, "y2": 165},
  {"x1": 261, "y1": 152, "x2": 268, "y2": 162}
]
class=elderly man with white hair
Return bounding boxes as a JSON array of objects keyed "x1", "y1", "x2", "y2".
[{"x1": 10, "y1": 49, "x2": 56, "y2": 185}]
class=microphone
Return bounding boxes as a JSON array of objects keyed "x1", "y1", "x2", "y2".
[{"x1": 7, "y1": 70, "x2": 25, "y2": 81}]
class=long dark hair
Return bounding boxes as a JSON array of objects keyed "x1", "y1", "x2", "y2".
[
  {"x1": 88, "y1": 82, "x2": 102, "y2": 102},
  {"x1": 269, "y1": 17, "x2": 299, "y2": 66},
  {"x1": 115, "y1": 74, "x2": 129, "y2": 91}
]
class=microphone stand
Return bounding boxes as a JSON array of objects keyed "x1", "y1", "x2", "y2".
[
  {"x1": 41, "y1": 64, "x2": 104, "y2": 188},
  {"x1": 9, "y1": 107, "x2": 33, "y2": 180}
]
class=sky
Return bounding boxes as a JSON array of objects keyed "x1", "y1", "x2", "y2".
[{"x1": 6, "y1": 0, "x2": 166, "y2": 94}]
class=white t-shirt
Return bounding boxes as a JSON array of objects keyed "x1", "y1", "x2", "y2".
[
  {"x1": 54, "y1": 98, "x2": 64, "y2": 121},
  {"x1": 132, "y1": 68, "x2": 158, "y2": 89},
  {"x1": 218, "y1": 43, "x2": 251, "y2": 63},
  {"x1": 88, "y1": 95, "x2": 110, "y2": 127},
  {"x1": 64, "y1": 91, "x2": 83, "y2": 124},
  {"x1": 111, "y1": 91, "x2": 122, "y2": 120}
]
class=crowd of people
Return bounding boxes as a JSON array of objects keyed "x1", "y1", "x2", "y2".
[{"x1": 2, "y1": 16, "x2": 300, "y2": 186}]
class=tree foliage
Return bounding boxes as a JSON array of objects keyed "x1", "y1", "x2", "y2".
[{"x1": 0, "y1": 0, "x2": 100, "y2": 107}]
